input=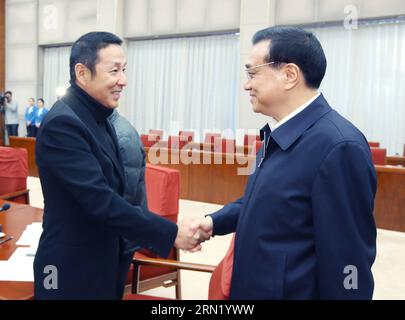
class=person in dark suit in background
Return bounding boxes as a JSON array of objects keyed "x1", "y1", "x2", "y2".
[
  {"x1": 34, "y1": 32, "x2": 203, "y2": 299},
  {"x1": 196, "y1": 26, "x2": 377, "y2": 299}
]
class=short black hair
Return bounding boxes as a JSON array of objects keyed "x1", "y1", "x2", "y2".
[
  {"x1": 5, "y1": 91, "x2": 12, "y2": 95},
  {"x1": 69, "y1": 31, "x2": 123, "y2": 82},
  {"x1": 38, "y1": 98, "x2": 45, "y2": 104},
  {"x1": 252, "y1": 26, "x2": 327, "y2": 89}
]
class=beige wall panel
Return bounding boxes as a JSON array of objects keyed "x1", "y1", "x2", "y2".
[
  {"x1": 208, "y1": 0, "x2": 240, "y2": 30},
  {"x1": 124, "y1": 0, "x2": 149, "y2": 36},
  {"x1": 318, "y1": 0, "x2": 360, "y2": 22},
  {"x1": 241, "y1": 0, "x2": 271, "y2": 25},
  {"x1": 360, "y1": 0, "x2": 405, "y2": 18},
  {"x1": 177, "y1": 0, "x2": 207, "y2": 32},
  {"x1": 275, "y1": 0, "x2": 315, "y2": 24},
  {"x1": 150, "y1": 0, "x2": 177, "y2": 34}
]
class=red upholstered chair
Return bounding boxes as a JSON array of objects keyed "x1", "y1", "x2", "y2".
[
  {"x1": 168, "y1": 136, "x2": 188, "y2": 150},
  {"x1": 124, "y1": 236, "x2": 235, "y2": 300},
  {"x1": 368, "y1": 141, "x2": 380, "y2": 148},
  {"x1": 149, "y1": 129, "x2": 164, "y2": 140},
  {"x1": 204, "y1": 133, "x2": 221, "y2": 144},
  {"x1": 370, "y1": 147, "x2": 387, "y2": 165},
  {"x1": 254, "y1": 141, "x2": 263, "y2": 154},
  {"x1": 214, "y1": 139, "x2": 236, "y2": 154},
  {"x1": 0, "y1": 146, "x2": 30, "y2": 204},
  {"x1": 243, "y1": 134, "x2": 261, "y2": 148},
  {"x1": 126, "y1": 164, "x2": 182, "y2": 298},
  {"x1": 179, "y1": 131, "x2": 194, "y2": 143},
  {"x1": 141, "y1": 134, "x2": 160, "y2": 148}
]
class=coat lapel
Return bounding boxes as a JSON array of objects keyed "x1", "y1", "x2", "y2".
[{"x1": 61, "y1": 94, "x2": 126, "y2": 191}]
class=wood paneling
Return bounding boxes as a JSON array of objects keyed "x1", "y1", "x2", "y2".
[
  {"x1": 145, "y1": 147, "x2": 405, "y2": 233},
  {"x1": 6, "y1": 138, "x2": 405, "y2": 232},
  {"x1": 387, "y1": 156, "x2": 405, "y2": 167},
  {"x1": 9, "y1": 137, "x2": 38, "y2": 177},
  {"x1": 374, "y1": 165, "x2": 405, "y2": 232},
  {"x1": 145, "y1": 147, "x2": 253, "y2": 204}
]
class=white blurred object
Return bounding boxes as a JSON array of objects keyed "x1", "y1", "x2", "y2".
[{"x1": 56, "y1": 86, "x2": 67, "y2": 98}]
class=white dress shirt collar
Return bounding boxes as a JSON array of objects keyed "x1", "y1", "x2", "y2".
[{"x1": 268, "y1": 92, "x2": 320, "y2": 132}]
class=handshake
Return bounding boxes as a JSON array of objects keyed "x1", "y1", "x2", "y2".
[{"x1": 174, "y1": 216, "x2": 213, "y2": 252}]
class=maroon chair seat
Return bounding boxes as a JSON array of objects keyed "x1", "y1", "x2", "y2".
[
  {"x1": 370, "y1": 147, "x2": 387, "y2": 165},
  {"x1": 148, "y1": 129, "x2": 164, "y2": 140},
  {"x1": 214, "y1": 139, "x2": 236, "y2": 154},
  {"x1": 179, "y1": 131, "x2": 194, "y2": 143},
  {"x1": 140, "y1": 134, "x2": 161, "y2": 148},
  {"x1": 0, "y1": 146, "x2": 29, "y2": 204},
  {"x1": 368, "y1": 141, "x2": 380, "y2": 148},
  {"x1": 204, "y1": 133, "x2": 221, "y2": 144},
  {"x1": 255, "y1": 140, "x2": 263, "y2": 154},
  {"x1": 168, "y1": 136, "x2": 188, "y2": 150},
  {"x1": 243, "y1": 134, "x2": 260, "y2": 148},
  {"x1": 126, "y1": 164, "x2": 181, "y2": 298}
]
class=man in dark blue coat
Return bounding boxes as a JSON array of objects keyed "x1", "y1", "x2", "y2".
[
  {"x1": 198, "y1": 26, "x2": 377, "y2": 299},
  {"x1": 34, "y1": 32, "x2": 202, "y2": 299}
]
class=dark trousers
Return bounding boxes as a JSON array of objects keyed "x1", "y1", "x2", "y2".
[
  {"x1": 6, "y1": 124, "x2": 18, "y2": 137},
  {"x1": 27, "y1": 125, "x2": 37, "y2": 137}
]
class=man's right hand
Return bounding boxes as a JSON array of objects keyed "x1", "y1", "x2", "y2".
[{"x1": 174, "y1": 217, "x2": 213, "y2": 251}]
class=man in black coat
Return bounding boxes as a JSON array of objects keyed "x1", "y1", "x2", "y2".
[{"x1": 34, "y1": 32, "x2": 201, "y2": 299}]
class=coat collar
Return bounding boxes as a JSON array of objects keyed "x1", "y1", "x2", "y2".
[
  {"x1": 69, "y1": 82, "x2": 113, "y2": 121},
  {"x1": 62, "y1": 85, "x2": 126, "y2": 193},
  {"x1": 260, "y1": 94, "x2": 332, "y2": 151}
]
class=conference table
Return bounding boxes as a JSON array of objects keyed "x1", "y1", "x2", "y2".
[{"x1": 0, "y1": 199, "x2": 43, "y2": 300}]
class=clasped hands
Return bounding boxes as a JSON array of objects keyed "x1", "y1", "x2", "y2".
[{"x1": 174, "y1": 216, "x2": 213, "y2": 252}]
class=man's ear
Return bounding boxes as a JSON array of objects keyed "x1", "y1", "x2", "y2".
[
  {"x1": 283, "y1": 63, "x2": 300, "y2": 90},
  {"x1": 74, "y1": 63, "x2": 90, "y2": 87}
]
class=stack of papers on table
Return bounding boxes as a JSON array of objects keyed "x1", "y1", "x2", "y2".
[
  {"x1": 0, "y1": 223, "x2": 42, "y2": 282},
  {"x1": 0, "y1": 248, "x2": 35, "y2": 281},
  {"x1": 16, "y1": 222, "x2": 43, "y2": 248}
]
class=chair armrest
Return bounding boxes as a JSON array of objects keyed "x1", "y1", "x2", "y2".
[
  {"x1": 133, "y1": 256, "x2": 216, "y2": 273},
  {"x1": 0, "y1": 189, "x2": 30, "y2": 204}
]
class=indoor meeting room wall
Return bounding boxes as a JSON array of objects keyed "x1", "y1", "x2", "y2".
[{"x1": 4, "y1": 0, "x2": 405, "y2": 151}]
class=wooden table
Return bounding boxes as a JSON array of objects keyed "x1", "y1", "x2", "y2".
[
  {"x1": 374, "y1": 165, "x2": 405, "y2": 232},
  {"x1": 0, "y1": 199, "x2": 43, "y2": 300},
  {"x1": 145, "y1": 146, "x2": 254, "y2": 204},
  {"x1": 387, "y1": 156, "x2": 405, "y2": 167}
]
